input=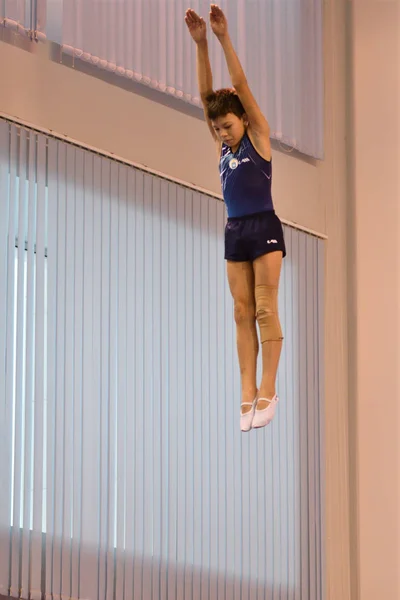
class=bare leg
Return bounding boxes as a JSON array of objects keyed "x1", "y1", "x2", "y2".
[
  {"x1": 226, "y1": 261, "x2": 259, "y2": 412},
  {"x1": 253, "y1": 251, "x2": 283, "y2": 409}
]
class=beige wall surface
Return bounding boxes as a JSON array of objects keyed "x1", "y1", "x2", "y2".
[
  {"x1": 322, "y1": 0, "x2": 351, "y2": 597},
  {"x1": 0, "y1": 0, "x2": 352, "y2": 597},
  {"x1": 349, "y1": 3, "x2": 400, "y2": 600}
]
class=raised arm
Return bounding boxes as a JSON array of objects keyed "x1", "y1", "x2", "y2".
[
  {"x1": 185, "y1": 9, "x2": 220, "y2": 145},
  {"x1": 209, "y1": 4, "x2": 270, "y2": 136}
]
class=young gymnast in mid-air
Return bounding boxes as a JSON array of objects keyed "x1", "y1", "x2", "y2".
[{"x1": 185, "y1": 4, "x2": 286, "y2": 431}]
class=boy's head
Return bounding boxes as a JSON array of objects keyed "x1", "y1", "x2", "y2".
[{"x1": 206, "y1": 89, "x2": 248, "y2": 148}]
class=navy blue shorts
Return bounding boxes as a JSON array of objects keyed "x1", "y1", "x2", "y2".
[{"x1": 224, "y1": 210, "x2": 286, "y2": 262}]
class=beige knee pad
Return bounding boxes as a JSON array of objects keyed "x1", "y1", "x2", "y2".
[{"x1": 255, "y1": 285, "x2": 283, "y2": 343}]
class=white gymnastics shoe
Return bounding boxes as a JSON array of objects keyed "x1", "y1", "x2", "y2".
[
  {"x1": 240, "y1": 397, "x2": 257, "y2": 432},
  {"x1": 251, "y1": 395, "x2": 279, "y2": 429}
]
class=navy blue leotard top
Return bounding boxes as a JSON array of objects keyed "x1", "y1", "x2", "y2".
[{"x1": 219, "y1": 132, "x2": 274, "y2": 218}]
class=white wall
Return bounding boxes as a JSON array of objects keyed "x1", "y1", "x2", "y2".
[
  {"x1": 0, "y1": 0, "x2": 351, "y2": 596},
  {"x1": 349, "y1": 3, "x2": 400, "y2": 599}
]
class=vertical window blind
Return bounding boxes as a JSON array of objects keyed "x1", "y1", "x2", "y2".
[
  {"x1": 1, "y1": 0, "x2": 36, "y2": 36},
  {"x1": 3, "y1": 0, "x2": 324, "y2": 159},
  {"x1": 0, "y1": 118, "x2": 325, "y2": 600}
]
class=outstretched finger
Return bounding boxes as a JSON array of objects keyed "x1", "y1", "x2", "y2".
[
  {"x1": 210, "y1": 4, "x2": 224, "y2": 17},
  {"x1": 186, "y1": 8, "x2": 200, "y2": 22}
]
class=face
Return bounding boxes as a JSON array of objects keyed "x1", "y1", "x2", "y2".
[{"x1": 211, "y1": 113, "x2": 247, "y2": 149}]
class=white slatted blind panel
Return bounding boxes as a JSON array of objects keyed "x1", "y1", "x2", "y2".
[
  {"x1": 1, "y1": 0, "x2": 35, "y2": 36},
  {"x1": 0, "y1": 118, "x2": 325, "y2": 600},
  {"x1": 32, "y1": 0, "x2": 323, "y2": 159}
]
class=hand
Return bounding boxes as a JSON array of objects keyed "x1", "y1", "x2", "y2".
[
  {"x1": 185, "y1": 9, "x2": 207, "y2": 44},
  {"x1": 209, "y1": 4, "x2": 228, "y2": 39}
]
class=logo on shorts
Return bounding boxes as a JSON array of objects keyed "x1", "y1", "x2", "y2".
[
  {"x1": 229, "y1": 158, "x2": 239, "y2": 170},
  {"x1": 267, "y1": 239, "x2": 278, "y2": 244}
]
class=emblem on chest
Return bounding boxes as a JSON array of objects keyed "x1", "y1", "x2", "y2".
[
  {"x1": 227, "y1": 156, "x2": 250, "y2": 170},
  {"x1": 229, "y1": 158, "x2": 239, "y2": 170}
]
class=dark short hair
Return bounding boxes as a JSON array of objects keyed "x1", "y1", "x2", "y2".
[{"x1": 206, "y1": 88, "x2": 245, "y2": 121}]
